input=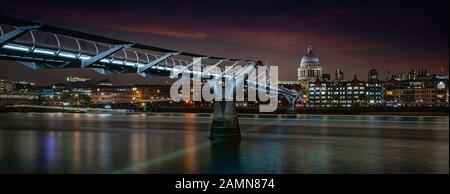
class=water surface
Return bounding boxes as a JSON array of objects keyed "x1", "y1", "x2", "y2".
[{"x1": 0, "y1": 113, "x2": 448, "y2": 173}]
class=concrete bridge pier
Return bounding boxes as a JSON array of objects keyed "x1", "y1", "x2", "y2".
[
  {"x1": 210, "y1": 100, "x2": 241, "y2": 139},
  {"x1": 287, "y1": 104, "x2": 296, "y2": 113}
]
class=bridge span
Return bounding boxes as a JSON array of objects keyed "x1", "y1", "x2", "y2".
[{"x1": 0, "y1": 15, "x2": 301, "y2": 139}]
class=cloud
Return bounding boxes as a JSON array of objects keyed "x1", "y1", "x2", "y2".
[{"x1": 107, "y1": 24, "x2": 210, "y2": 40}]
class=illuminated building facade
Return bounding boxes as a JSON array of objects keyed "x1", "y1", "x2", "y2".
[
  {"x1": 0, "y1": 79, "x2": 13, "y2": 94},
  {"x1": 66, "y1": 76, "x2": 90, "y2": 83},
  {"x1": 385, "y1": 74, "x2": 448, "y2": 107},
  {"x1": 367, "y1": 69, "x2": 384, "y2": 106},
  {"x1": 308, "y1": 75, "x2": 368, "y2": 107},
  {"x1": 90, "y1": 84, "x2": 172, "y2": 109}
]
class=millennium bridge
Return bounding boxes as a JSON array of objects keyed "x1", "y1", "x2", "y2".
[{"x1": 0, "y1": 15, "x2": 301, "y2": 139}]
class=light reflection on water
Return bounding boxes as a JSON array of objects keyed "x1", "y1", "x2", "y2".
[{"x1": 0, "y1": 113, "x2": 448, "y2": 174}]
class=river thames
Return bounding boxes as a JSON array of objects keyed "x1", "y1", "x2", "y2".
[{"x1": 0, "y1": 113, "x2": 448, "y2": 173}]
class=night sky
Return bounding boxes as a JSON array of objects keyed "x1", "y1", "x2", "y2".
[{"x1": 0, "y1": 0, "x2": 448, "y2": 85}]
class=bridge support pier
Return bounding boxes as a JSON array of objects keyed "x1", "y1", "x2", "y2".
[
  {"x1": 287, "y1": 104, "x2": 296, "y2": 113},
  {"x1": 210, "y1": 101, "x2": 241, "y2": 139}
]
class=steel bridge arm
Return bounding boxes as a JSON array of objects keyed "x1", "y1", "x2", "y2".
[
  {"x1": 80, "y1": 43, "x2": 134, "y2": 68},
  {"x1": 182, "y1": 57, "x2": 209, "y2": 72},
  {"x1": 235, "y1": 61, "x2": 257, "y2": 77},
  {"x1": 91, "y1": 68, "x2": 110, "y2": 75},
  {"x1": 137, "y1": 51, "x2": 181, "y2": 76},
  {"x1": 0, "y1": 24, "x2": 43, "y2": 47},
  {"x1": 246, "y1": 83, "x2": 302, "y2": 105},
  {"x1": 216, "y1": 61, "x2": 240, "y2": 79},
  {"x1": 201, "y1": 59, "x2": 226, "y2": 77}
]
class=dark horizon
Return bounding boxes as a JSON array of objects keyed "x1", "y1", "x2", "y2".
[{"x1": 0, "y1": 0, "x2": 448, "y2": 85}]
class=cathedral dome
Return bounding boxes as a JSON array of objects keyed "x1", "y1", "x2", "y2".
[
  {"x1": 300, "y1": 44, "x2": 320, "y2": 68},
  {"x1": 298, "y1": 43, "x2": 323, "y2": 81}
]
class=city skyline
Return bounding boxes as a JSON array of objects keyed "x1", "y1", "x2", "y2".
[
  {"x1": 0, "y1": 0, "x2": 448, "y2": 85},
  {"x1": 0, "y1": 66, "x2": 445, "y2": 87},
  {"x1": 0, "y1": 0, "x2": 448, "y2": 179}
]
